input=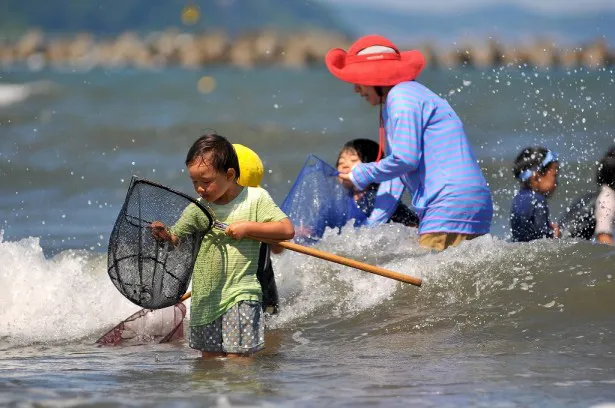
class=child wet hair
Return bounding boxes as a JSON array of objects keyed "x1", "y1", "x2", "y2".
[
  {"x1": 596, "y1": 146, "x2": 615, "y2": 189},
  {"x1": 513, "y1": 146, "x2": 556, "y2": 187},
  {"x1": 185, "y1": 133, "x2": 240, "y2": 180},
  {"x1": 337, "y1": 138, "x2": 380, "y2": 165}
]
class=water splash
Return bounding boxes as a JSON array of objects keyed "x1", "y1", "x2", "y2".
[{"x1": 0, "y1": 231, "x2": 139, "y2": 347}]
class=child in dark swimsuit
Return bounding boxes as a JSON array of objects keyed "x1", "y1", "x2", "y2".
[{"x1": 510, "y1": 146, "x2": 560, "y2": 242}]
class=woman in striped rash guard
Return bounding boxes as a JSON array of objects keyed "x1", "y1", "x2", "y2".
[{"x1": 325, "y1": 35, "x2": 493, "y2": 251}]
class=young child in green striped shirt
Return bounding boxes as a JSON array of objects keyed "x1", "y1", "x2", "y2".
[{"x1": 151, "y1": 133, "x2": 294, "y2": 359}]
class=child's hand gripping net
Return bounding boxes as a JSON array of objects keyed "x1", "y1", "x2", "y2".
[{"x1": 107, "y1": 177, "x2": 214, "y2": 309}]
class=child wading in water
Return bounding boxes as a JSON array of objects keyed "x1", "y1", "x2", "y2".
[
  {"x1": 151, "y1": 134, "x2": 294, "y2": 359},
  {"x1": 594, "y1": 146, "x2": 615, "y2": 244},
  {"x1": 336, "y1": 138, "x2": 418, "y2": 227},
  {"x1": 510, "y1": 146, "x2": 560, "y2": 242}
]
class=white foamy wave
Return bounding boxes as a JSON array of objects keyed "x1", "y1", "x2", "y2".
[
  {"x1": 268, "y1": 222, "x2": 589, "y2": 332},
  {"x1": 269, "y1": 223, "x2": 419, "y2": 328},
  {"x1": 0, "y1": 231, "x2": 141, "y2": 347},
  {"x1": 0, "y1": 81, "x2": 58, "y2": 107}
]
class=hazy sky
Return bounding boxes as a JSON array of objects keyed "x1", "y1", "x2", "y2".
[{"x1": 324, "y1": 0, "x2": 615, "y2": 14}]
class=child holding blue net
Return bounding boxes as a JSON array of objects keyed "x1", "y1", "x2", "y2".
[
  {"x1": 336, "y1": 138, "x2": 418, "y2": 228},
  {"x1": 510, "y1": 146, "x2": 560, "y2": 242},
  {"x1": 281, "y1": 139, "x2": 418, "y2": 243}
]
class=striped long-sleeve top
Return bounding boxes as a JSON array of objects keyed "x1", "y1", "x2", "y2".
[{"x1": 348, "y1": 81, "x2": 493, "y2": 235}]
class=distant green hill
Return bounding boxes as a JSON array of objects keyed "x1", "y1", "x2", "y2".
[{"x1": 0, "y1": 0, "x2": 351, "y2": 36}]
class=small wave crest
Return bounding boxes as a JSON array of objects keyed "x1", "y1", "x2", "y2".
[
  {"x1": 0, "y1": 80, "x2": 58, "y2": 107},
  {"x1": 269, "y1": 224, "x2": 615, "y2": 339}
]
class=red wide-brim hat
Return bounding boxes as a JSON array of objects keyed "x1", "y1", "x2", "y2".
[{"x1": 325, "y1": 35, "x2": 426, "y2": 86}]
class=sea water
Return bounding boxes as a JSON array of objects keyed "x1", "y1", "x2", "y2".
[{"x1": 1, "y1": 66, "x2": 615, "y2": 407}]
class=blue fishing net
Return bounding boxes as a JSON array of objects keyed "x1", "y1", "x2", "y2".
[{"x1": 280, "y1": 155, "x2": 367, "y2": 242}]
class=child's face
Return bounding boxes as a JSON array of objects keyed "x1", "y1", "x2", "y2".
[
  {"x1": 531, "y1": 162, "x2": 558, "y2": 196},
  {"x1": 337, "y1": 148, "x2": 362, "y2": 190},
  {"x1": 354, "y1": 84, "x2": 382, "y2": 106},
  {"x1": 188, "y1": 154, "x2": 236, "y2": 204}
]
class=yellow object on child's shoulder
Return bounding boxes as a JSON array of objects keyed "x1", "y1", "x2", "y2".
[{"x1": 233, "y1": 144, "x2": 264, "y2": 188}]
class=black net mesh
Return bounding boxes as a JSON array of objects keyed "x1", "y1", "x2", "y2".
[
  {"x1": 108, "y1": 178, "x2": 213, "y2": 309},
  {"x1": 559, "y1": 191, "x2": 597, "y2": 240}
]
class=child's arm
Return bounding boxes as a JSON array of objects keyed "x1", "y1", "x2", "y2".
[
  {"x1": 595, "y1": 191, "x2": 614, "y2": 244},
  {"x1": 225, "y1": 218, "x2": 295, "y2": 241},
  {"x1": 533, "y1": 201, "x2": 555, "y2": 239},
  {"x1": 270, "y1": 244, "x2": 285, "y2": 254},
  {"x1": 150, "y1": 221, "x2": 180, "y2": 246}
]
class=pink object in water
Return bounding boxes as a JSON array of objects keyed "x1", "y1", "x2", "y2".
[{"x1": 96, "y1": 302, "x2": 186, "y2": 346}]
